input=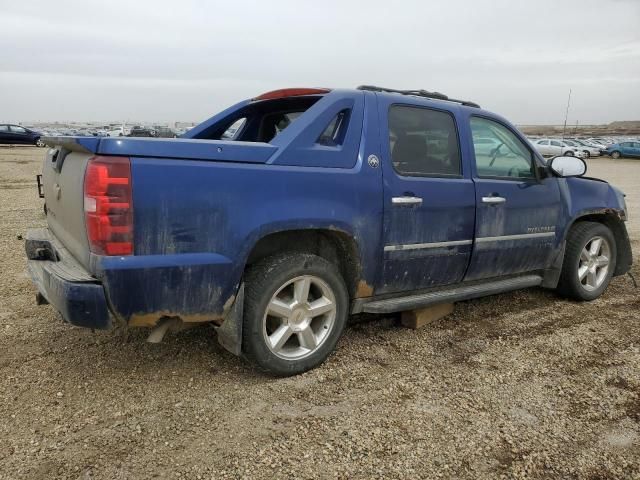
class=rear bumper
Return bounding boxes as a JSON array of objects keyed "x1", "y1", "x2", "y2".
[{"x1": 25, "y1": 228, "x2": 111, "y2": 329}]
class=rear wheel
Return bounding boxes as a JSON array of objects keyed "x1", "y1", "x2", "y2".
[
  {"x1": 582, "y1": 150, "x2": 590, "y2": 158},
  {"x1": 242, "y1": 253, "x2": 348, "y2": 376},
  {"x1": 611, "y1": 151, "x2": 621, "y2": 159},
  {"x1": 564, "y1": 150, "x2": 574, "y2": 157},
  {"x1": 557, "y1": 222, "x2": 616, "y2": 301}
]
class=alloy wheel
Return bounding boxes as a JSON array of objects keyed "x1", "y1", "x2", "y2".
[
  {"x1": 578, "y1": 236, "x2": 611, "y2": 291},
  {"x1": 262, "y1": 275, "x2": 337, "y2": 360}
]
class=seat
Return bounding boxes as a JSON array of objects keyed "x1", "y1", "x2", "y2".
[{"x1": 392, "y1": 135, "x2": 427, "y2": 174}]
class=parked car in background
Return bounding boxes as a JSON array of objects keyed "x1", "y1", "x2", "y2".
[
  {"x1": 578, "y1": 138, "x2": 608, "y2": 152},
  {"x1": 532, "y1": 138, "x2": 584, "y2": 158},
  {"x1": 470, "y1": 137, "x2": 503, "y2": 156},
  {"x1": 128, "y1": 126, "x2": 156, "y2": 137},
  {"x1": 587, "y1": 137, "x2": 612, "y2": 146},
  {"x1": 107, "y1": 127, "x2": 126, "y2": 137},
  {"x1": 153, "y1": 126, "x2": 178, "y2": 138},
  {"x1": 563, "y1": 139, "x2": 601, "y2": 158},
  {"x1": 606, "y1": 141, "x2": 640, "y2": 159},
  {"x1": 0, "y1": 124, "x2": 45, "y2": 147}
]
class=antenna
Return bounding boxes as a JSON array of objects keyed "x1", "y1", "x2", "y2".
[{"x1": 561, "y1": 88, "x2": 572, "y2": 141}]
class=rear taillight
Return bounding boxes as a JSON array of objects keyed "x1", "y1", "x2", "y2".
[{"x1": 84, "y1": 156, "x2": 133, "y2": 256}]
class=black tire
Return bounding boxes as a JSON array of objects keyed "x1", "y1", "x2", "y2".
[
  {"x1": 242, "y1": 253, "x2": 348, "y2": 376},
  {"x1": 565, "y1": 150, "x2": 574, "y2": 157},
  {"x1": 611, "y1": 151, "x2": 621, "y2": 159},
  {"x1": 556, "y1": 222, "x2": 617, "y2": 301},
  {"x1": 582, "y1": 150, "x2": 590, "y2": 158}
]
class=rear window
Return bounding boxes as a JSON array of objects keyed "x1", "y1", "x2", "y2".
[{"x1": 193, "y1": 95, "x2": 323, "y2": 143}]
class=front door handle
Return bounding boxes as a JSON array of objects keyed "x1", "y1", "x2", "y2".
[
  {"x1": 482, "y1": 196, "x2": 506, "y2": 204},
  {"x1": 392, "y1": 196, "x2": 423, "y2": 206}
]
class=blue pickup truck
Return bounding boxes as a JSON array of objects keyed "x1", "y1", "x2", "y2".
[{"x1": 26, "y1": 86, "x2": 632, "y2": 375}]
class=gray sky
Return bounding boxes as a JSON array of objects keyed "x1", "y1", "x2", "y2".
[{"x1": 1, "y1": 0, "x2": 639, "y2": 125}]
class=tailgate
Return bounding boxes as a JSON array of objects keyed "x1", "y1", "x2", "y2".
[{"x1": 42, "y1": 140, "x2": 95, "y2": 270}]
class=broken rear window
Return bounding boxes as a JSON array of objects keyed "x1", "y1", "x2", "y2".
[{"x1": 192, "y1": 96, "x2": 323, "y2": 143}]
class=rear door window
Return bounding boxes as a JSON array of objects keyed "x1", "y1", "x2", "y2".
[
  {"x1": 10, "y1": 126, "x2": 26, "y2": 133},
  {"x1": 388, "y1": 105, "x2": 461, "y2": 176}
]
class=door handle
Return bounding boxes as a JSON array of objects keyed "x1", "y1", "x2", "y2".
[
  {"x1": 392, "y1": 196, "x2": 423, "y2": 206},
  {"x1": 482, "y1": 196, "x2": 506, "y2": 204}
]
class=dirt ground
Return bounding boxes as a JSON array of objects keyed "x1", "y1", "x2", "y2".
[{"x1": 0, "y1": 147, "x2": 638, "y2": 479}]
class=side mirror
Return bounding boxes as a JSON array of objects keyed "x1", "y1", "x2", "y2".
[{"x1": 549, "y1": 156, "x2": 587, "y2": 177}]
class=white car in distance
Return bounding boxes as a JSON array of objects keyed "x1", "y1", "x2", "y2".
[
  {"x1": 532, "y1": 138, "x2": 586, "y2": 158},
  {"x1": 563, "y1": 139, "x2": 601, "y2": 157}
]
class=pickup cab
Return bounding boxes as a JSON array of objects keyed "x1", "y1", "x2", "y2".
[{"x1": 26, "y1": 86, "x2": 632, "y2": 375}]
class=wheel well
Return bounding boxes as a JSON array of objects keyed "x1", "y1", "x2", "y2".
[
  {"x1": 245, "y1": 229, "x2": 362, "y2": 298},
  {"x1": 570, "y1": 213, "x2": 632, "y2": 276}
]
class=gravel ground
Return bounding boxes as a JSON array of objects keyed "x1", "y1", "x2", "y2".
[{"x1": 0, "y1": 147, "x2": 638, "y2": 479}]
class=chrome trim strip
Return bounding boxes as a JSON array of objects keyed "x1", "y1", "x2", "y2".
[
  {"x1": 384, "y1": 240, "x2": 473, "y2": 252},
  {"x1": 385, "y1": 232, "x2": 555, "y2": 251},
  {"x1": 476, "y1": 232, "x2": 555, "y2": 243}
]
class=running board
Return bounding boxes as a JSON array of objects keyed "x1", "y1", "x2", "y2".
[{"x1": 361, "y1": 275, "x2": 543, "y2": 314}]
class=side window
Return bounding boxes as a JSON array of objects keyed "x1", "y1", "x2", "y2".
[
  {"x1": 388, "y1": 105, "x2": 460, "y2": 176},
  {"x1": 550, "y1": 140, "x2": 562, "y2": 147},
  {"x1": 10, "y1": 126, "x2": 26, "y2": 133},
  {"x1": 316, "y1": 109, "x2": 350, "y2": 147},
  {"x1": 221, "y1": 118, "x2": 246, "y2": 140},
  {"x1": 538, "y1": 140, "x2": 549, "y2": 146},
  {"x1": 470, "y1": 117, "x2": 535, "y2": 179},
  {"x1": 0, "y1": 125, "x2": 9, "y2": 132}
]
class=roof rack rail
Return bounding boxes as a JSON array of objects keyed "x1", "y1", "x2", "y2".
[{"x1": 356, "y1": 85, "x2": 480, "y2": 108}]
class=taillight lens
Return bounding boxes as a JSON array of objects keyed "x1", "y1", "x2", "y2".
[{"x1": 84, "y1": 156, "x2": 133, "y2": 256}]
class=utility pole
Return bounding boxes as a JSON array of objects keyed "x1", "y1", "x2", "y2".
[{"x1": 562, "y1": 88, "x2": 572, "y2": 141}]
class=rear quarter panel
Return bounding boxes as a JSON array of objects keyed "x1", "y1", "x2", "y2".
[{"x1": 97, "y1": 91, "x2": 383, "y2": 325}]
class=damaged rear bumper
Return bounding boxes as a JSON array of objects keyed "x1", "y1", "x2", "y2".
[{"x1": 25, "y1": 228, "x2": 111, "y2": 329}]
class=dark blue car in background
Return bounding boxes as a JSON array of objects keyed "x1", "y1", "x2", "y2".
[
  {"x1": 607, "y1": 141, "x2": 640, "y2": 159},
  {"x1": 0, "y1": 124, "x2": 44, "y2": 147}
]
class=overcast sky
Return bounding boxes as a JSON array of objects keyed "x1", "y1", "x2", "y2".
[{"x1": 1, "y1": 0, "x2": 639, "y2": 125}]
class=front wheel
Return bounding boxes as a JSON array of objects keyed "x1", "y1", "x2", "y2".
[
  {"x1": 611, "y1": 151, "x2": 621, "y2": 159},
  {"x1": 582, "y1": 150, "x2": 590, "y2": 158},
  {"x1": 242, "y1": 253, "x2": 348, "y2": 376},
  {"x1": 565, "y1": 150, "x2": 574, "y2": 157},
  {"x1": 35, "y1": 139, "x2": 45, "y2": 147},
  {"x1": 557, "y1": 222, "x2": 616, "y2": 301}
]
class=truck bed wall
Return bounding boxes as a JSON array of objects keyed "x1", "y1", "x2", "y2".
[{"x1": 97, "y1": 157, "x2": 383, "y2": 324}]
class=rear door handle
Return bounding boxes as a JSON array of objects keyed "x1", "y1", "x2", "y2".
[
  {"x1": 392, "y1": 196, "x2": 423, "y2": 206},
  {"x1": 482, "y1": 196, "x2": 506, "y2": 204}
]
